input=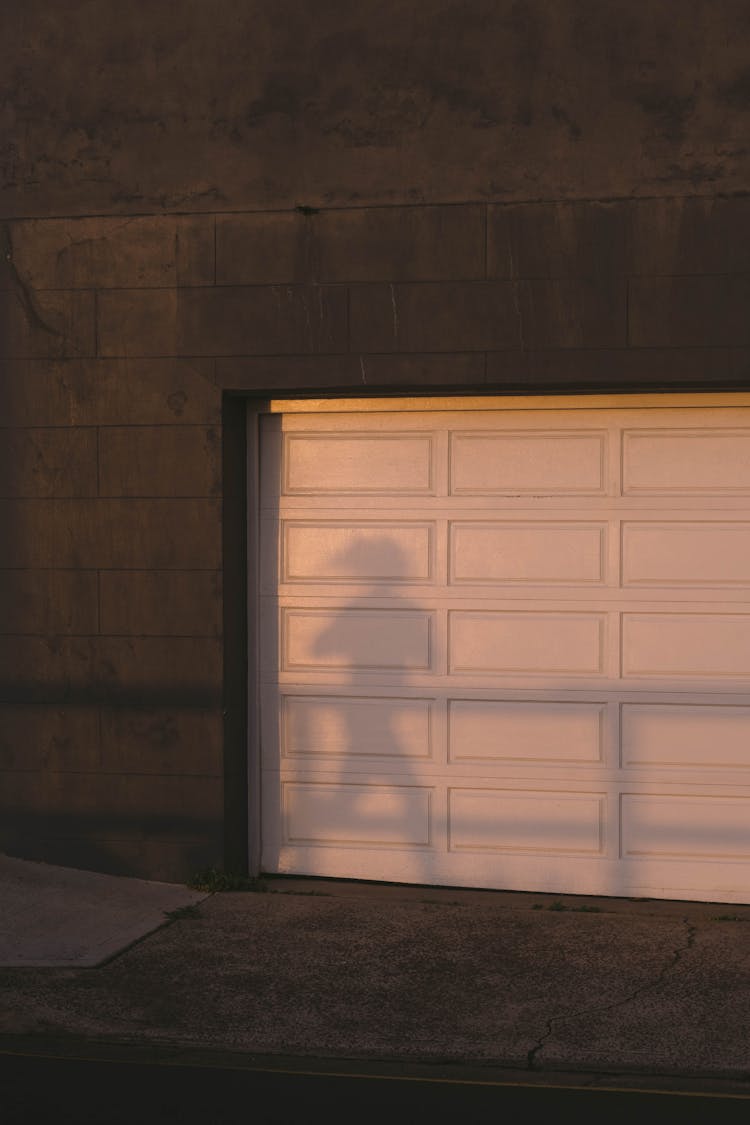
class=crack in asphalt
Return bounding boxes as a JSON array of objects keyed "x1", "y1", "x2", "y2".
[{"x1": 526, "y1": 918, "x2": 697, "y2": 1070}]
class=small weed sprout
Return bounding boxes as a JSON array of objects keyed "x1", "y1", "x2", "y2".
[
  {"x1": 188, "y1": 867, "x2": 267, "y2": 893},
  {"x1": 532, "y1": 900, "x2": 602, "y2": 914}
]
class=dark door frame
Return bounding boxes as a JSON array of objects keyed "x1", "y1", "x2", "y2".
[{"x1": 223, "y1": 382, "x2": 749, "y2": 876}]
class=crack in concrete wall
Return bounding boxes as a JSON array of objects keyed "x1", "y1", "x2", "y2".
[
  {"x1": 3, "y1": 224, "x2": 67, "y2": 343},
  {"x1": 507, "y1": 243, "x2": 525, "y2": 351}
]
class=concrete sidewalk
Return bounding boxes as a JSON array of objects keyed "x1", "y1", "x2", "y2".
[
  {"x1": 2, "y1": 858, "x2": 750, "y2": 1084},
  {"x1": 0, "y1": 855, "x2": 206, "y2": 967}
]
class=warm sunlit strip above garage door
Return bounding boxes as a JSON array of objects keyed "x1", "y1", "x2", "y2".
[{"x1": 257, "y1": 395, "x2": 750, "y2": 904}]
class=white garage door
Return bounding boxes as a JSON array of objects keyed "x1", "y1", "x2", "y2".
[{"x1": 258, "y1": 395, "x2": 750, "y2": 903}]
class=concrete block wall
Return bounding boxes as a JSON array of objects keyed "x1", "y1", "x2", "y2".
[
  {"x1": 0, "y1": 218, "x2": 225, "y2": 879},
  {"x1": 3, "y1": 0, "x2": 750, "y2": 880}
]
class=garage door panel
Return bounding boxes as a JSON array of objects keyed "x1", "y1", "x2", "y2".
[
  {"x1": 283, "y1": 433, "x2": 435, "y2": 494},
  {"x1": 259, "y1": 400, "x2": 750, "y2": 903},
  {"x1": 283, "y1": 782, "x2": 433, "y2": 847},
  {"x1": 623, "y1": 429, "x2": 750, "y2": 494},
  {"x1": 448, "y1": 789, "x2": 604, "y2": 855},
  {"x1": 450, "y1": 431, "x2": 607, "y2": 495},
  {"x1": 449, "y1": 611, "x2": 605, "y2": 675},
  {"x1": 450, "y1": 522, "x2": 606, "y2": 584},
  {"x1": 621, "y1": 705, "x2": 750, "y2": 769},
  {"x1": 623, "y1": 613, "x2": 750, "y2": 678},
  {"x1": 622, "y1": 794, "x2": 750, "y2": 860},
  {"x1": 623, "y1": 522, "x2": 750, "y2": 586},
  {"x1": 280, "y1": 520, "x2": 435, "y2": 584},
  {"x1": 281, "y1": 607, "x2": 434, "y2": 672},
  {"x1": 280, "y1": 694, "x2": 433, "y2": 760},
  {"x1": 448, "y1": 700, "x2": 604, "y2": 764}
]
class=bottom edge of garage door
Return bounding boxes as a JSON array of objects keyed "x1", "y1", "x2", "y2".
[{"x1": 261, "y1": 849, "x2": 750, "y2": 905}]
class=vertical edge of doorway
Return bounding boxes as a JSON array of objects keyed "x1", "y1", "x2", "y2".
[
  {"x1": 220, "y1": 394, "x2": 254, "y2": 877},
  {"x1": 245, "y1": 398, "x2": 265, "y2": 876}
]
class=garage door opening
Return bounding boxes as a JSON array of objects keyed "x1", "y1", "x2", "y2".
[{"x1": 253, "y1": 394, "x2": 750, "y2": 904}]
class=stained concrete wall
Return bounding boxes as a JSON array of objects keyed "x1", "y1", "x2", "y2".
[
  {"x1": 2, "y1": 2, "x2": 750, "y2": 880},
  {"x1": 5, "y1": 0, "x2": 750, "y2": 215}
]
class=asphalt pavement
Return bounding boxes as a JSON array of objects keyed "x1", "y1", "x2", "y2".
[
  {"x1": 1, "y1": 854, "x2": 750, "y2": 1092},
  {"x1": 5, "y1": 1050, "x2": 750, "y2": 1124}
]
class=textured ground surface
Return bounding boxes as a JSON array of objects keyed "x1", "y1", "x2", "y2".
[{"x1": 2, "y1": 868, "x2": 750, "y2": 1079}]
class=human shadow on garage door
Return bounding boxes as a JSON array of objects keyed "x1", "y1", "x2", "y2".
[
  {"x1": 261, "y1": 535, "x2": 439, "y2": 887},
  {"x1": 261, "y1": 530, "x2": 750, "y2": 902},
  {"x1": 261, "y1": 533, "x2": 623, "y2": 896}
]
